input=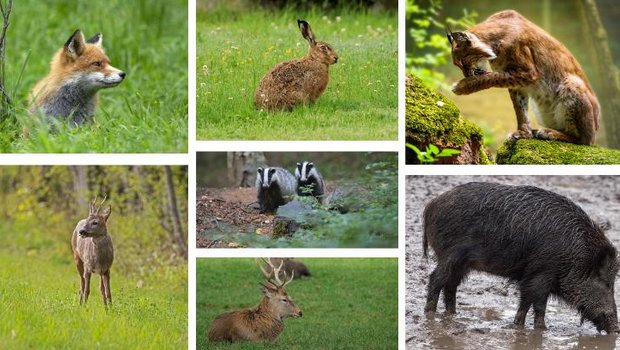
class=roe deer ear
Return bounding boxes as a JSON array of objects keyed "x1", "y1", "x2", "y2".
[
  {"x1": 65, "y1": 29, "x2": 86, "y2": 58},
  {"x1": 101, "y1": 205, "x2": 112, "y2": 221},
  {"x1": 86, "y1": 33, "x2": 103, "y2": 47},
  {"x1": 297, "y1": 20, "x2": 316, "y2": 47}
]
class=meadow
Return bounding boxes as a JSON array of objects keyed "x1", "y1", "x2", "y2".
[
  {"x1": 196, "y1": 6, "x2": 398, "y2": 140},
  {"x1": 196, "y1": 258, "x2": 398, "y2": 349},
  {"x1": 0, "y1": 0, "x2": 187, "y2": 153},
  {"x1": 0, "y1": 166, "x2": 188, "y2": 349}
]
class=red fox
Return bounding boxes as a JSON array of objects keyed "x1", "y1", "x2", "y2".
[{"x1": 30, "y1": 30, "x2": 126, "y2": 125}]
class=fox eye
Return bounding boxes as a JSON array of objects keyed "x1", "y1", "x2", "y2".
[
  {"x1": 280, "y1": 298, "x2": 288, "y2": 303},
  {"x1": 92, "y1": 61, "x2": 102, "y2": 67}
]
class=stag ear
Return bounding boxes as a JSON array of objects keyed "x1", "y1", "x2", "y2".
[{"x1": 260, "y1": 282, "x2": 278, "y2": 297}]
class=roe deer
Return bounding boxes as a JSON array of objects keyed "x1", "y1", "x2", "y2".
[
  {"x1": 71, "y1": 196, "x2": 114, "y2": 306},
  {"x1": 208, "y1": 258, "x2": 303, "y2": 342}
]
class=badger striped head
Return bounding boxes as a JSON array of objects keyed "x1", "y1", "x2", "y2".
[
  {"x1": 257, "y1": 167, "x2": 278, "y2": 188},
  {"x1": 295, "y1": 161, "x2": 316, "y2": 182}
]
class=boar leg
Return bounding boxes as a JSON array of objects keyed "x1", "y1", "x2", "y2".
[
  {"x1": 532, "y1": 295, "x2": 549, "y2": 329},
  {"x1": 425, "y1": 264, "x2": 450, "y2": 314},
  {"x1": 444, "y1": 264, "x2": 467, "y2": 314},
  {"x1": 514, "y1": 297, "x2": 531, "y2": 326},
  {"x1": 516, "y1": 278, "x2": 550, "y2": 329}
]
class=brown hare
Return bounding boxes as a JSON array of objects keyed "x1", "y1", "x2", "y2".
[{"x1": 255, "y1": 19, "x2": 338, "y2": 111}]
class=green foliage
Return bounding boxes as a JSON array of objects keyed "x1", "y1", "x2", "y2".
[
  {"x1": 406, "y1": 0, "x2": 477, "y2": 88},
  {"x1": 1, "y1": 0, "x2": 187, "y2": 153},
  {"x1": 496, "y1": 139, "x2": 620, "y2": 165},
  {"x1": 406, "y1": 143, "x2": 460, "y2": 163},
  {"x1": 197, "y1": 258, "x2": 398, "y2": 349},
  {"x1": 197, "y1": 7, "x2": 397, "y2": 140}
]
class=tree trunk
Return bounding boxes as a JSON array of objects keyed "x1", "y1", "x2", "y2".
[
  {"x1": 578, "y1": 0, "x2": 620, "y2": 148},
  {"x1": 70, "y1": 166, "x2": 88, "y2": 213},
  {"x1": 164, "y1": 166, "x2": 187, "y2": 258},
  {"x1": 226, "y1": 152, "x2": 266, "y2": 187}
]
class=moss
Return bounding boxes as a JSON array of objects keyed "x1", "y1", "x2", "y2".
[
  {"x1": 496, "y1": 139, "x2": 620, "y2": 164},
  {"x1": 405, "y1": 75, "x2": 490, "y2": 164}
]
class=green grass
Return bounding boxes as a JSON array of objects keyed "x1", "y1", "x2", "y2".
[
  {"x1": 1, "y1": 0, "x2": 187, "y2": 153},
  {"x1": 197, "y1": 8, "x2": 398, "y2": 140},
  {"x1": 0, "y1": 249, "x2": 187, "y2": 349},
  {"x1": 197, "y1": 258, "x2": 398, "y2": 349}
]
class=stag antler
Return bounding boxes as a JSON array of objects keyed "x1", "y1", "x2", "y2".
[{"x1": 256, "y1": 258, "x2": 293, "y2": 287}]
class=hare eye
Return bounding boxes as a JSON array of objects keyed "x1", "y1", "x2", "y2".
[{"x1": 92, "y1": 221, "x2": 98, "y2": 226}]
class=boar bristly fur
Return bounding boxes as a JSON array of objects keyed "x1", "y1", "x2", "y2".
[{"x1": 423, "y1": 182, "x2": 619, "y2": 333}]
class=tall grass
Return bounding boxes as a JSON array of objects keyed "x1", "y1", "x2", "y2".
[
  {"x1": 197, "y1": 258, "x2": 398, "y2": 350},
  {"x1": 197, "y1": 7, "x2": 398, "y2": 140},
  {"x1": 0, "y1": 239, "x2": 187, "y2": 349},
  {"x1": 1, "y1": 0, "x2": 187, "y2": 153}
]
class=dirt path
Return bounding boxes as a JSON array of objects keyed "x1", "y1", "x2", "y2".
[
  {"x1": 196, "y1": 187, "x2": 273, "y2": 248},
  {"x1": 406, "y1": 176, "x2": 620, "y2": 350}
]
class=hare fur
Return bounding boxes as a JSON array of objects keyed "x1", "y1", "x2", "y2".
[{"x1": 255, "y1": 19, "x2": 338, "y2": 111}]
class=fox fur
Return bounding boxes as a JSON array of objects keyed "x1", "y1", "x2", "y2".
[{"x1": 30, "y1": 30, "x2": 125, "y2": 125}]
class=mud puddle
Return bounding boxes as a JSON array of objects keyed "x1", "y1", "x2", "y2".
[{"x1": 406, "y1": 176, "x2": 620, "y2": 349}]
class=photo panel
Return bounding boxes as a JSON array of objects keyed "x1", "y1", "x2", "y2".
[
  {"x1": 197, "y1": 257, "x2": 398, "y2": 349},
  {"x1": 196, "y1": 0, "x2": 399, "y2": 141},
  {"x1": 406, "y1": 175, "x2": 620, "y2": 348},
  {"x1": 1, "y1": 0, "x2": 188, "y2": 153},
  {"x1": 0, "y1": 165, "x2": 188, "y2": 348},
  {"x1": 405, "y1": 0, "x2": 620, "y2": 165},
  {"x1": 196, "y1": 151, "x2": 398, "y2": 248}
]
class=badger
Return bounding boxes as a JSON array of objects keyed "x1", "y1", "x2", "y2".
[
  {"x1": 256, "y1": 167, "x2": 297, "y2": 213},
  {"x1": 295, "y1": 161, "x2": 325, "y2": 204}
]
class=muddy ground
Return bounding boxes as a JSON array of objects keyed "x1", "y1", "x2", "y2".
[{"x1": 406, "y1": 176, "x2": 620, "y2": 350}]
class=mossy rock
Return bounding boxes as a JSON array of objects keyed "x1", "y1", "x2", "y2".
[
  {"x1": 405, "y1": 75, "x2": 491, "y2": 164},
  {"x1": 496, "y1": 139, "x2": 620, "y2": 164}
]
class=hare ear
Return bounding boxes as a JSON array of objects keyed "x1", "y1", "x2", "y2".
[{"x1": 297, "y1": 19, "x2": 316, "y2": 47}]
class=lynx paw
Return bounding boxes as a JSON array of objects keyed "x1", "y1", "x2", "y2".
[
  {"x1": 452, "y1": 81, "x2": 466, "y2": 95},
  {"x1": 509, "y1": 129, "x2": 533, "y2": 142}
]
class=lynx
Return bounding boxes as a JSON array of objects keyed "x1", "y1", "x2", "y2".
[{"x1": 448, "y1": 10, "x2": 600, "y2": 145}]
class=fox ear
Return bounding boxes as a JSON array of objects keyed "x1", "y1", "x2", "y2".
[
  {"x1": 86, "y1": 33, "x2": 103, "y2": 47},
  {"x1": 65, "y1": 29, "x2": 86, "y2": 58}
]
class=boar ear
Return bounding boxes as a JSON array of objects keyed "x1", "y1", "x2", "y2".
[
  {"x1": 86, "y1": 33, "x2": 103, "y2": 47},
  {"x1": 65, "y1": 29, "x2": 86, "y2": 58},
  {"x1": 592, "y1": 245, "x2": 617, "y2": 277}
]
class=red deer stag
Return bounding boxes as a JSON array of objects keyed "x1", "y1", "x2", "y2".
[{"x1": 208, "y1": 258, "x2": 303, "y2": 342}]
